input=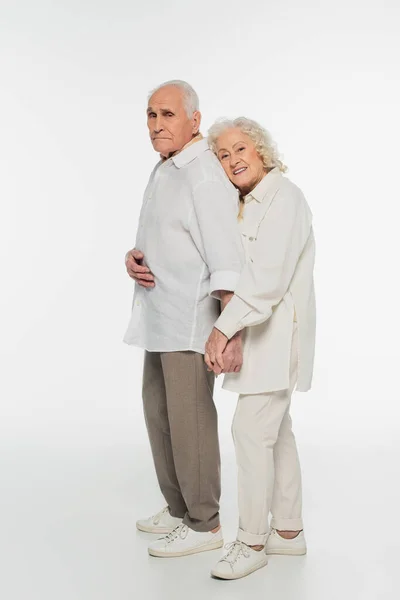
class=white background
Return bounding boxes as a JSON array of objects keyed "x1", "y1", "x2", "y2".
[{"x1": 1, "y1": 1, "x2": 399, "y2": 598}]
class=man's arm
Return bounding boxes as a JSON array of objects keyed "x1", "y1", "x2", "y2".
[
  {"x1": 205, "y1": 290, "x2": 243, "y2": 374},
  {"x1": 219, "y1": 290, "x2": 234, "y2": 310},
  {"x1": 191, "y1": 179, "x2": 245, "y2": 296},
  {"x1": 124, "y1": 162, "x2": 162, "y2": 287},
  {"x1": 190, "y1": 179, "x2": 245, "y2": 373},
  {"x1": 220, "y1": 291, "x2": 243, "y2": 373}
]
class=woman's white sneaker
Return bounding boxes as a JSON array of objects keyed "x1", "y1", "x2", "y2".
[
  {"x1": 136, "y1": 506, "x2": 182, "y2": 534},
  {"x1": 265, "y1": 529, "x2": 307, "y2": 555},
  {"x1": 148, "y1": 523, "x2": 223, "y2": 558},
  {"x1": 211, "y1": 541, "x2": 268, "y2": 580}
]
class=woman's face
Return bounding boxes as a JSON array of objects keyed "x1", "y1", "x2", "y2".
[{"x1": 215, "y1": 128, "x2": 266, "y2": 195}]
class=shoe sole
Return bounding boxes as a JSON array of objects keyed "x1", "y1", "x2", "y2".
[
  {"x1": 136, "y1": 523, "x2": 176, "y2": 534},
  {"x1": 211, "y1": 557, "x2": 268, "y2": 580},
  {"x1": 266, "y1": 548, "x2": 307, "y2": 556},
  {"x1": 148, "y1": 539, "x2": 224, "y2": 558}
]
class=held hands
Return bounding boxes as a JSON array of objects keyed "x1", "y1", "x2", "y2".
[
  {"x1": 205, "y1": 328, "x2": 243, "y2": 375},
  {"x1": 221, "y1": 335, "x2": 243, "y2": 374},
  {"x1": 125, "y1": 248, "x2": 155, "y2": 288}
]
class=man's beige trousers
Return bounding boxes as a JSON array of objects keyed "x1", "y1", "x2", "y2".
[
  {"x1": 142, "y1": 350, "x2": 220, "y2": 532},
  {"x1": 233, "y1": 322, "x2": 304, "y2": 546}
]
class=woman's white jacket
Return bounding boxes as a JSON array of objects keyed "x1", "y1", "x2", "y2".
[{"x1": 215, "y1": 168, "x2": 316, "y2": 394}]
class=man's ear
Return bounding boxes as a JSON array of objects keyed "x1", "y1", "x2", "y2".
[{"x1": 192, "y1": 110, "x2": 201, "y2": 135}]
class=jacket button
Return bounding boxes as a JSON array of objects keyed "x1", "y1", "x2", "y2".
[{"x1": 249, "y1": 237, "x2": 255, "y2": 241}]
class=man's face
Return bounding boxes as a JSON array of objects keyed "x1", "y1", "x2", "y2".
[{"x1": 147, "y1": 86, "x2": 201, "y2": 157}]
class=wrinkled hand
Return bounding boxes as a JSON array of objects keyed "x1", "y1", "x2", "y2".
[
  {"x1": 205, "y1": 327, "x2": 229, "y2": 375},
  {"x1": 221, "y1": 335, "x2": 243, "y2": 373},
  {"x1": 125, "y1": 248, "x2": 155, "y2": 288}
]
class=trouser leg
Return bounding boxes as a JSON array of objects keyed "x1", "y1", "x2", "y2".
[
  {"x1": 270, "y1": 408, "x2": 303, "y2": 531},
  {"x1": 142, "y1": 351, "x2": 187, "y2": 518},
  {"x1": 232, "y1": 322, "x2": 303, "y2": 545},
  {"x1": 160, "y1": 351, "x2": 219, "y2": 532},
  {"x1": 271, "y1": 321, "x2": 303, "y2": 530},
  {"x1": 232, "y1": 388, "x2": 291, "y2": 546}
]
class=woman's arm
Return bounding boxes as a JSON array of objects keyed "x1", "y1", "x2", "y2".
[{"x1": 214, "y1": 184, "x2": 312, "y2": 340}]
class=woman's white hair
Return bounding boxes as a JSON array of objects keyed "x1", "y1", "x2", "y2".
[
  {"x1": 148, "y1": 80, "x2": 199, "y2": 117},
  {"x1": 208, "y1": 117, "x2": 287, "y2": 172}
]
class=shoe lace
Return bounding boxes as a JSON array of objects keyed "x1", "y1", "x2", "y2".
[
  {"x1": 161, "y1": 523, "x2": 189, "y2": 545},
  {"x1": 153, "y1": 506, "x2": 169, "y2": 525},
  {"x1": 221, "y1": 541, "x2": 250, "y2": 565}
]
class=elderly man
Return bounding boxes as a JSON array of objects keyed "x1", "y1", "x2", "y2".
[{"x1": 124, "y1": 80, "x2": 244, "y2": 558}]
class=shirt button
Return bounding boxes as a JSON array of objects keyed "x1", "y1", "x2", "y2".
[
  {"x1": 249, "y1": 237, "x2": 255, "y2": 241},
  {"x1": 135, "y1": 301, "x2": 141, "y2": 307}
]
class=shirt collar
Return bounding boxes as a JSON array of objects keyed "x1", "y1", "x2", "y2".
[
  {"x1": 169, "y1": 136, "x2": 209, "y2": 168},
  {"x1": 244, "y1": 167, "x2": 281, "y2": 203}
]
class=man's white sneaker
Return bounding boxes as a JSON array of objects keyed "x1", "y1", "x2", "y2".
[
  {"x1": 148, "y1": 523, "x2": 223, "y2": 558},
  {"x1": 136, "y1": 506, "x2": 182, "y2": 534},
  {"x1": 265, "y1": 529, "x2": 307, "y2": 555},
  {"x1": 211, "y1": 541, "x2": 268, "y2": 580}
]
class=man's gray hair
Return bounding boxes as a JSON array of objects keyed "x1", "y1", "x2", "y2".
[{"x1": 148, "y1": 80, "x2": 199, "y2": 117}]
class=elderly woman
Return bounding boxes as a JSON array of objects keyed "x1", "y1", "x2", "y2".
[{"x1": 205, "y1": 117, "x2": 316, "y2": 580}]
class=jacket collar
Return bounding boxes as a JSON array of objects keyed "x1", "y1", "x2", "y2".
[{"x1": 244, "y1": 167, "x2": 282, "y2": 203}]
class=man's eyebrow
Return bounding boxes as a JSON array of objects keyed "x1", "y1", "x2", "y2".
[{"x1": 146, "y1": 107, "x2": 175, "y2": 114}]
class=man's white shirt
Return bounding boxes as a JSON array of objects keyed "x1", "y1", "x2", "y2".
[{"x1": 123, "y1": 138, "x2": 244, "y2": 353}]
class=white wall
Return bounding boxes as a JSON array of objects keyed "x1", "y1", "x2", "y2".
[
  {"x1": 1, "y1": 2, "x2": 399, "y2": 598},
  {"x1": 2, "y1": 0, "x2": 399, "y2": 445}
]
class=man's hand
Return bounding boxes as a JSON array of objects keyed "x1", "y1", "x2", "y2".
[
  {"x1": 221, "y1": 335, "x2": 243, "y2": 374},
  {"x1": 125, "y1": 248, "x2": 155, "y2": 288},
  {"x1": 205, "y1": 327, "x2": 229, "y2": 374}
]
